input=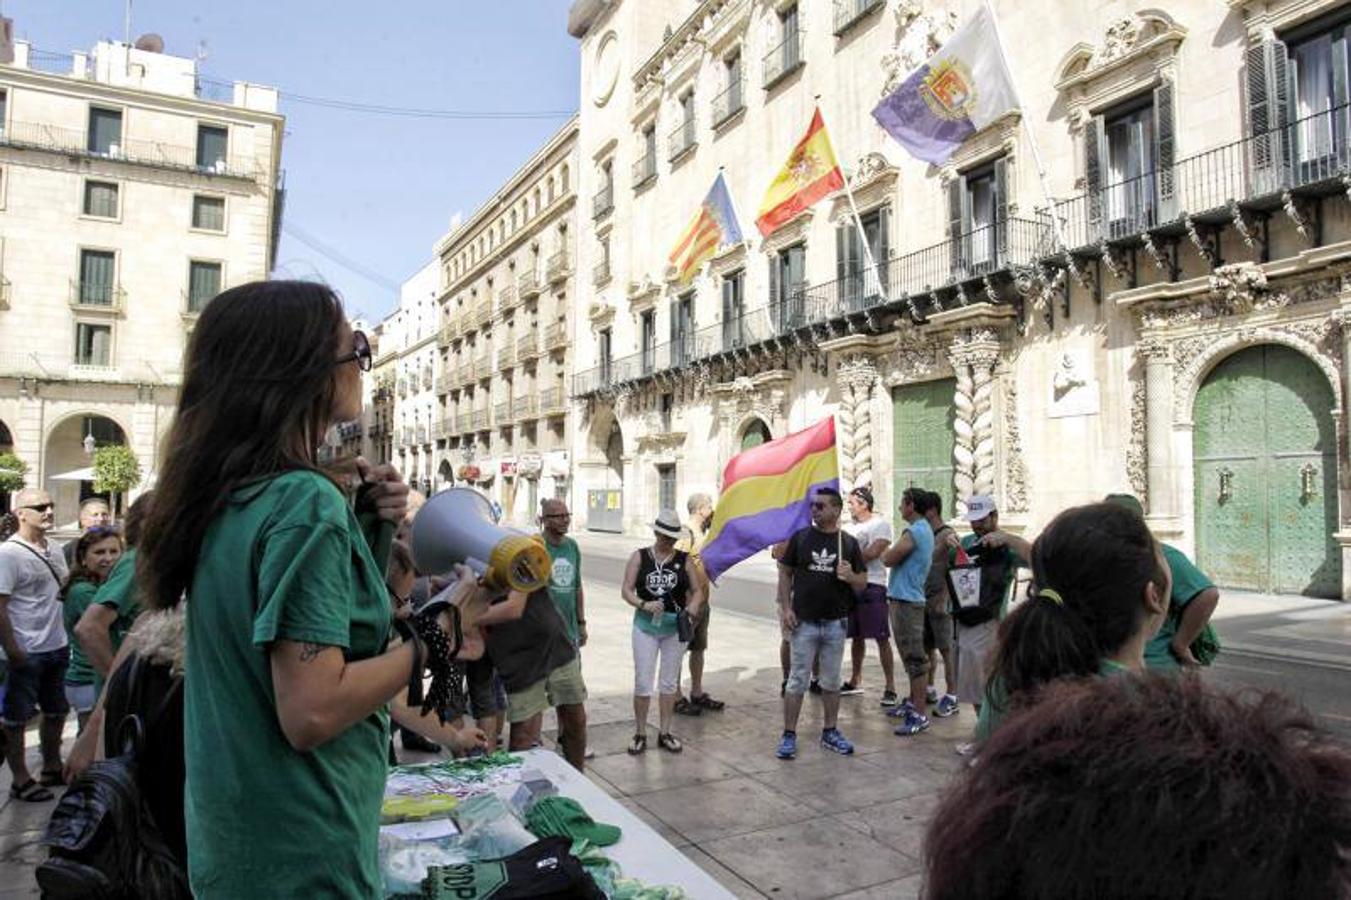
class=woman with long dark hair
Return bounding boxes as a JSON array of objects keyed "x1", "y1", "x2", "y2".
[
  {"x1": 61, "y1": 527, "x2": 122, "y2": 733},
  {"x1": 974, "y1": 502, "x2": 1171, "y2": 742},
  {"x1": 136, "y1": 280, "x2": 483, "y2": 898}
]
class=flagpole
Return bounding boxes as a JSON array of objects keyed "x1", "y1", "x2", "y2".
[
  {"x1": 814, "y1": 97, "x2": 912, "y2": 321},
  {"x1": 983, "y1": 0, "x2": 1069, "y2": 255}
]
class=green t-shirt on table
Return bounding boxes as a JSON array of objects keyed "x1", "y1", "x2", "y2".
[
  {"x1": 1145, "y1": 543, "x2": 1216, "y2": 671},
  {"x1": 62, "y1": 580, "x2": 99, "y2": 686},
  {"x1": 184, "y1": 470, "x2": 391, "y2": 899},
  {"x1": 544, "y1": 535, "x2": 582, "y2": 645},
  {"x1": 975, "y1": 658, "x2": 1129, "y2": 743}
]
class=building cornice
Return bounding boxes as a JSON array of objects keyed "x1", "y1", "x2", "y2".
[{"x1": 437, "y1": 194, "x2": 577, "y2": 300}]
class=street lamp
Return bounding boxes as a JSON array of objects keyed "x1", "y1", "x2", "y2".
[{"x1": 82, "y1": 419, "x2": 96, "y2": 457}]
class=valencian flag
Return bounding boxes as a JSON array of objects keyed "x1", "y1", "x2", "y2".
[
  {"x1": 699, "y1": 418, "x2": 839, "y2": 583},
  {"x1": 871, "y1": 4, "x2": 1017, "y2": 166},
  {"x1": 755, "y1": 108, "x2": 845, "y2": 237},
  {"x1": 668, "y1": 172, "x2": 745, "y2": 284}
]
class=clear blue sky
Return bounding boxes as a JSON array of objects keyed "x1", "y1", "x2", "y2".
[{"x1": 8, "y1": 0, "x2": 579, "y2": 320}]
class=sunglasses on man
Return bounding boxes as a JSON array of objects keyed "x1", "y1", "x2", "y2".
[{"x1": 20, "y1": 503, "x2": 54, "y2": 513}]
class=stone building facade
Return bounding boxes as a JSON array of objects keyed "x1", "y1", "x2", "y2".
[
  {"x1": 430, "y1": 120, "x2": 579, "y2": 524},
  {"x1": 0, "y1": 39, "x2": 283, "y2": 523},
  {"x1": 563, "y1": 0, "x2": 1351, "y2": 600}
]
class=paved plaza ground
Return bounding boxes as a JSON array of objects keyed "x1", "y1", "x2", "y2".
[{"x1": 2, "y1": 541, "x2": 1349, "y2": 897}]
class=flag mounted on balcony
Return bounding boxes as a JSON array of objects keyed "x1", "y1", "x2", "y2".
[
  {"x1": 669, "y1": 172, "x2": 745, "y2": 284},
  {"x1": 755, "y1": 108, "x2": 845, "y2": 237},
  {"x1": 698, "y1": 418, "x2": 839, "y2": 583},
  {"x1": 870, "y1": 4, "x2": 1017, "y2": 166}
]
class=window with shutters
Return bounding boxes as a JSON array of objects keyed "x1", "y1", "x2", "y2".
[
  {"x1": 1284, "y1": 20, "x2": 1351, "y2": 181},
  {"x1": 88, "y1": 107, "x2": 122, "y2": 156},
  {"x1": 837, "y1": 207, "x2": 889, "y2": 311},
  {"x1": 722, "y1": 269, "x2": 745, "y2": 350},
  {"x1": 660, "y1": 393, "x2": 673, "y2": 432},
  {"x1": 657, "y1": 464, "x2": 677, "y2": 512},
  {"x1": 640, "y1": 310, "x2": 656, "y2": 374},
  {"x1": 196, "y1": 124, "x2": 228, "y2": 170},
  {"x1": 78, "y1": 249, "x2": 116, "y2": 305},
  {"x1": 192, "y1": 194, "x2": 226, "y2": 231},
  {"x1": 599, "y1": 328, "x2": 613, "y2": 385},
  {"x1": 75, "y1": 323, "x2": 112, "y2": 366},
  {"x1": 671, "y1": 293, "x2": 694, "y2": 367},
  {"x1": 946, "y1": 158, "x2": 1008, "y2": 278},
  {"x1": 82, "y1": 180, "x2": 119, "y2": 219},
  {"x1": 1082, "y1": 85, "x2": 1174, "y2": 242},
  {"x1": 187, "y1": 261, "x2": 222, "y2": 313},
  {"x1": 771, "y1": 244, "x2": 806, "y2": 333}
]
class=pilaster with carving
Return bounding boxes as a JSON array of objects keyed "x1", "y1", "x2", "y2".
[
  {"x1": 836, "y1": 357, "x2": 879, "y2": 488},
  {"x1": 1001, "y1": 376, "x2": 1030, "y2": 513},
  {"x1": 948, "y1": 328, "x2": 1002, "y2": 505}
]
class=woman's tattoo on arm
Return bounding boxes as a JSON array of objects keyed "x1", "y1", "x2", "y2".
[{"x1": 299, "y1": 643, "x2": 324, "y2": 663}]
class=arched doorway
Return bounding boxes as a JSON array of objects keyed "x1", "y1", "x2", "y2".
[
  {"x1": 587, "y1": 419, "x2": 624, "y2": 533},
  {"x1": 1193, "y1": 344, "x2": 1340, "y2": 597},
  {"x1": 44, "y1": 414, "x2": 128, "y2": 526},
  {"x1": 740, "y1": 418, "x2": 772, "y2": 450}
]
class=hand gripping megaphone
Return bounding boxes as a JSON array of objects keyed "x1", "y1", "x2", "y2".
[{"x1": 410, "y1": 487, "x2": 552, "y2": 594}]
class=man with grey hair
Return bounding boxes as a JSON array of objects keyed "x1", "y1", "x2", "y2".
[
  {"x1": 62, "y1": 497, "x2": 112, "y2": 568},
  {"x1": 675, "y1": 492, "x2": 723, "y2": 715},
  {"x1": 0, "y1": 488, "x2": 70, "y2": 800}
]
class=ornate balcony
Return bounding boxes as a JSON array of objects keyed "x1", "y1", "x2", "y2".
[
  {"x1": 517, "y1": 333, "x2": 541, "y2": 362},
  {"x1": 514, "y1": 395, "x2": 540, "y2": 421},
  {"x1": 541, "y1": 387, "x2": 568, "y2": 417},
  {"x1": 547, "y1": 250, "x2": 571, "y2": 284},
  {"x1": 498, "y1": 286, "x2": 519, "y2": 313},
  {"x1": 544, "y1": 321, "x2": 568, "y2": 352},
  {"x1": 518, "y1": 270, "x2": 542, "y2": 299}
]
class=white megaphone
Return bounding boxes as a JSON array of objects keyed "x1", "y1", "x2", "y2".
[{"x1": 410, "y1": 487, "x2": 552, "y2": 594}]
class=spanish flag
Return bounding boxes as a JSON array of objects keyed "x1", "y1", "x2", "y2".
[
  {"x1": 699, "y1": 418, "x2": 839, "y2": 583},
  {"x1": 668, "y1": 173, "x2": 745, "y2": 284},
  {"x1": 755, "y1": 108, "x2": 845, "y2": 237}
]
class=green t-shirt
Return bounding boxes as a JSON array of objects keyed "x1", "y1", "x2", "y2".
[
  {"x1": 184, "y1": 470, "x2": 391, "y2": 898},
  {"x1": 1145, "y1": 544, "x2": 1216, "y2": 671},
  {"x1": 62, "y1": 580, "x2": 99, "y2": 686},
  {"x1": 544, "y1": 535, "x2": 582, "y2": 645},
  {"x1": 976, "y1": 658, "x2": 1129, "y2": 743},
  {"x1": 90, "y1": 548, "x2": 142, "y2": 691}
]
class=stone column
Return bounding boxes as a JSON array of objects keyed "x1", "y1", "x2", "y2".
[
  {"x1": 948, "y1": 330, "x2": 1002, "y2": 507},
  {"x1": 1138, "y1": 336, "x2": 1176, "y2": 518},
  {"x1": 835, "y1": 357, "x2": 879, "y2": 489}
]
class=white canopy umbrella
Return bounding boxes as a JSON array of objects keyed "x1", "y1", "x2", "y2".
[{"x1": 49, "y1": 466, "x2": 95, "y2": 481}]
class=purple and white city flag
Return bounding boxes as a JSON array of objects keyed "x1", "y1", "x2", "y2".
[{"x1": 870, "y1": 5, "x2": 1018, "y2": 166}]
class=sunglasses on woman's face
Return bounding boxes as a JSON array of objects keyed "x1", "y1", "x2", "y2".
[{"x1": 336, "y1": 330, "x2": 373, "y2": 373}]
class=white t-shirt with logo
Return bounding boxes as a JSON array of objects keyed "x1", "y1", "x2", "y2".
[
  {"x1": 0, "y1": 536, "x2": 71, "y2": 654},
  {"x1": 847, "y1": 515, "x2": 894, "y2": 587}
]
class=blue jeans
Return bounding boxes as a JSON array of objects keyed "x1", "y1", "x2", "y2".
[
  {"x1": 785, "y1": 618, "x2": 847, "y2": 695},
  {"x1": 1, "y1": 646, "x2": 70, "y2": 727}
]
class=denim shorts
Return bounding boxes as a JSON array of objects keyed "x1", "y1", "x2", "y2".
[
  {"x1": 1, "y1": 646, "x2": 70, "y2": 726},
  {"x1": 785, "y1": 618, "x2": 848, "y2": 695}
]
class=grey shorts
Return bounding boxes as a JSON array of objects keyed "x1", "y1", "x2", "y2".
[{"x1": 888, "y1": 602, "x2": 929, "y2": 679}]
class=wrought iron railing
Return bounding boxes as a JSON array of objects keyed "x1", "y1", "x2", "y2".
[
  {"x1": 517, "y1": 333, "x2": 540, "y2": 360},
  {"x1": 832, "y1": 0, "x2": 884, "y2": 35},
  {"x1": 668, "y1": 118, "x2": 696, "y2": 161},
  {"x1": 762, "y1": 31, "x2": 804, "y2": 89},
  {"x1": 544, "y1": 322, "x2": 568, "y2": 352},
  {"x1": 541, "y1": 387, "x2": 567, "y2": 415},
  {"x1": 518, "y1": 270, "x2": 542, "y2": 298},
  {"x1": 547, "y1": 250, "x2": 571, "y2": 283},
  {"x1": 593, "y1": 259, "x2": 611, "y2": 286},
  {"x1": 632, "y1": 153, "x2": 657, "y2": 188},
  {"x1": 592, "y1": 183, "x2": 614, "y2": 219},
  {"x1": 474, "y1": 298, "x2": 493, "y2": 327},
  {"x1": 498, "y1": 286, "x2": 518, "y2": 312},
  {"x1": 69, "y1": 280, "x2": 125, "y2": 312},
  {"x1": 514, "y1": 395, "x2": 539, "y2": 420},
  {"x1": 712, "y1": 77, "x2": 745, "y2": 127},
  {"x1": 497, "y1": 344, "x2": 516, "y2": 369},
  {"x1": 0, "y1": 120, "x2": 259, "y2": 180},
  {"x1": 472, "y1": 409, "x2": 489, "y2": 430}
]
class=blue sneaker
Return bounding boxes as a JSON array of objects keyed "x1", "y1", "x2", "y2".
[
  {"x1": 821, "y1": 728, "x2": 854, "y2": 755},
  {"x1": 776, "y1": 732, "x2": 798, "y2": 760},
  {"x1": 895, "y1": 710, "x2": 931, "y2": 736},
  {"x1": 935, "y1": 694, "x2": 960, "y2": 718},
  {"x1": 887, "y1": 698, "x2": 916, "y2": 719}
]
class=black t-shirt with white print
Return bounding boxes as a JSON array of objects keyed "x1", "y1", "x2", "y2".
[{"x1": 780, "y1": 526, "x2": 865, "y2": 622}]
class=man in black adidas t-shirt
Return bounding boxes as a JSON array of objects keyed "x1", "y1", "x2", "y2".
[{"x1": 775, "y1": 486, "x2": 867, "y2": 760}]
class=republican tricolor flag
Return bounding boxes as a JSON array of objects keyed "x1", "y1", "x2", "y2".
[
  {"x1": 755, "y1": 108, "x2": 845, "y2": 238},
  {"x1": 698, "y1": 418, "x2": 839, "y2": 583},
  {"x1": 668, "y1": 172, "x2": 744, "y2": 284}
]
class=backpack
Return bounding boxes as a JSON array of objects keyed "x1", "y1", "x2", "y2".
[{"x1": 37, "y1": 689, "x2": 189, "y2": 899}]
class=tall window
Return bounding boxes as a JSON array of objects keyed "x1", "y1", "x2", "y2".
[
  {"x1": 1289, "y1": 25, "x2": 1351, "y2": 170},
  {"x1": 838, "y1": 207, "x2": 889, "y2": 309},
  {"x1": 679, "y1": 91, "x2": 695, "y2": 149},
  {"x1": 660, "y1": 393, "x2": 673, "y2": 433},
  {"x1": 83, "y1": 180, "x2": 119, "y2": 218},
  {"x1": 192, "y1": 195, "x2": 225, "y2": 231},
  {"x1": 635, "y1": 125, "x2": 657, "y2": 186},
  {"x1": 722, "y1": 270, "x2": 745, "y2": 350},
  {"x1": 947, "y1": 159, "x2": 1008, "y2": 278},
  {"x1": 725, "y1": 53, "x2": 743, "y2": 116},
  {"x1": 78, "y1": 250, "x2": 115, "y2": 305},
  {"x1": 0, "y1": 90, "x2": 7, "y2": 129},
  {"x1": 641, "y1": 310, "x2": 656, "y2": 373},
  {"x1": 196, "y1": 124, "x2": 228, "y2": 170},
  {"x1": 771, "y1": 244, "x2": 806, "y2": 332},
  {"x1": 87, "y1": 107, "x2": 122, "y2": 155},
  {"x1": 657, "y1": 464, "x2": 676, "y2": 513},
  {"x1": 188, "y1": 261, "x2": 222, "y2": 312},
  {"x1": 75, "y1": 323, "x2": 111, "y2": 366},
  {"x1": 670, "y1": 294, "x2": 694, "y2": 366},
  {"x1": 599, "y1": 328, "x2": 613, "y2": 385},
  {"x1": 1084, "y1": 85, "x2": 1174, "y2": 239}
]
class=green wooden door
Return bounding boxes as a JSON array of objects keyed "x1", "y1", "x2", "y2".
[
  {"x1": 893, "y1": 379, "x2": 956, "y2": 525},
  {"x1": 1194, "y1": 344, "x2": 1339, "y2": 597}
]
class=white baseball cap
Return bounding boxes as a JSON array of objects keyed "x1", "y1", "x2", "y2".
[{"x1": 963, "y1": 495, "x2": 997, "y2": 522}]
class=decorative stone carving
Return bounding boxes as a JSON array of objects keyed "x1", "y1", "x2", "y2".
[
  {"x1": 1126, "y1": 373, "x2": 1148, "y2": 502},
  {"x1": 1207, "y1": 262, "x2": 1269, "y2": 313},
  {"x1": 1138, "y1": 271, "x2": 1343, "y2": 330},
  {"x1": 836, "y1": 356, "x2": 878, "y2": 487},
  {"x1": 1055, "y1": 12, "x2": 1188, "y2": 87},
  {"x1": 711, "y1": 369, "x2": 792, "y2": 437},
  {"x1": 1173, "y1": 318, "x2": 1344, "y2": 416},
  {"x1": 880, "y1": 1, "x2": 960, "y2": 97},
  {"x1": 948, "y1": 330, "x2": 1002, "y2": 505},
  {"x1": 1002, "y1": 377, "x2": 1029, "y2": 513},
  {"x1": 849, "y1": 152, "x2": 892, "y2": 189},
  {"x1": 881, "y1": 329, "x2": 950, "y2": 385}
]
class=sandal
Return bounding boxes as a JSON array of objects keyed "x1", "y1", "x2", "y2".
[
  {"x1": 38, "y1": 769, "x2": 66, "y2": 787},
  {"x1": 693, "y1": 693, "x2": 725, "y2": 711},
  {"x1": 627, "y1": 734, "x2": 647, "y2": 755},
  {"x1": 10, "y1": 780, "x2": 54, "y2": 802},
  {"x1": 657, "y1": 732, "x2": 683, "y2": 753},
  {"x1": 673, "y1": 697, "x2": 702, "y2": 717}
]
